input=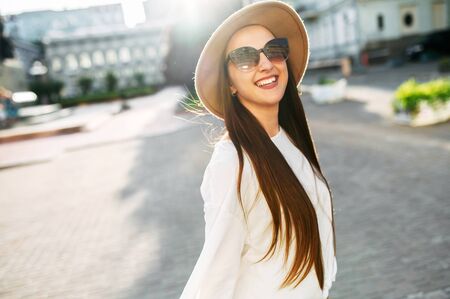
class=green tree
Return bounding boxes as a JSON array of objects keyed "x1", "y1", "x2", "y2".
[
  {"x1": 133, "y1": 72, "x2": 145, "y2": 87},
  {"x1": 29, "y1": 81, "x2": 50, "y2": 104},
  {"x1": 78, "y1": 76, "x2": 93, "y2": 95},
  {"x1": 105, "y1": 71, "x2": 118, "y2": 92},
  {"x1": 49, "y1": 80, "x2": 64, "y2": 102}
]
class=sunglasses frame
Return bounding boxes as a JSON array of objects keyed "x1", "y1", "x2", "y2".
[{"x1": 225, "y1": 37, "x2": 289, "y2": 72}]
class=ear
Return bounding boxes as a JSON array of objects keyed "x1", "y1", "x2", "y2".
[{"x1": 229, "y1": 84, "x2": 237, "y2": 95}]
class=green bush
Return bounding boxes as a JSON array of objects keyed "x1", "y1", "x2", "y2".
[
  {"x1": 29, "y1": 79, "x2": 65, "y2": 104},
  {"x1": 105, "y1": 72, "x2": 118, "y2": 92},
  {"x1": 61, "y1": 91, "x2": 120, "y2": 107},
  {"x1": 78, "y1": 76, "x2": 93, "y2": 95},
  {"x1": 133, "y1": 72, "x2": 145, "y2": 87},
  {"x1": 392, "y1": 78, "x2": 450, "y2": 114},
  {"x1": 49, "y1": 80, "x2": 64, "y2": 102},
  {"x1": 120, "y1": 86, "x2": 155, "y2": 99},
  {"x1": 318, "y1": 75, "x2": 336, "y2": 85},
  {"x1": 60, "y1": 86, "x2": 156, "y2": 108}
]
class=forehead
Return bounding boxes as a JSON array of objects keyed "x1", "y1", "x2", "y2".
[{"x1": 225, "y1": 25, "x2": 275, "y2": 54}]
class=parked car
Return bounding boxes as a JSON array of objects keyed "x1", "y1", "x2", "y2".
[{"x1": 405, "y1": 29, "x2": 450, "y2": 61}]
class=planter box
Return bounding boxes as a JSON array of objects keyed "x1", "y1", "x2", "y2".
[
  {"x1": 394, "y1": 101, "x2": 450, "y2": 127},
  {"x1": 310, "y1": 78, "x2": 347, "y2": 104}
]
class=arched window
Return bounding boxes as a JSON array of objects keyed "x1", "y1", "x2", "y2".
[
  {"x1": 106, "y1": 49, "x2": 117, "y2": 64},
  {"x1": 93, "y1": 50, "x2": 105, "y2": 66},
  {"x1": 52, "y1": 57, "x2": 62, "y2": 72},
  {"x1": 119, "y1": 47, "x2": 131, "y2": 63},
  {"x1": 80, "y1": 52, "x2": 92, "y2": 69},
  {"x1": 66, "y1": 54, "x2": 78, "y2": 71}
]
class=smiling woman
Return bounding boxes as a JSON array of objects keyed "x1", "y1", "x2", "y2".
[
  {"x1": 225, "y1": 27, "x2": 289, "y2": 125},
  {"x1": 180, "y1": 1, "x2": 337, "y2": 299}
]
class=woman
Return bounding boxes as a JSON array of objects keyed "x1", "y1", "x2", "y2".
[{"x1": 180, "y1": 1, "x2": 337, "y2": 298}]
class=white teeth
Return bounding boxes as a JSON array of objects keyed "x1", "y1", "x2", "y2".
[{"x1": 256, "y1": 76, "x2": 276, "y2": 87}]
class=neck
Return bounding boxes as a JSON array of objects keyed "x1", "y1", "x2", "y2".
[{"x1": 242, "y1": 101, "x2": 280, "y2": 138}]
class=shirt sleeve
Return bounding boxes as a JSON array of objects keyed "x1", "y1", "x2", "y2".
[{"x1": 180, "y1": 150, "x2": 248, "y2": 299}]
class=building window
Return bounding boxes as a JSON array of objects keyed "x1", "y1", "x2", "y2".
[
  {"x1": 403, "y1": 12, "x2": 413, "y2": 27},
  {"x1": 106, "y1": 49, "x2": 118, "y2": 64},
  {"x1": 66, "y1": 54, "x2": 78, "y2": 71},
  {"x1": 377, "y1": 14, "x2": 384, "y2": 31},
  {"x1": 80, "y1": 52, "x2": 92, "y2": 69},
  {"x1": 93, "y1": 50, "x2": 105, "y2": 66},
  {"x1": 400, "y1": 5, "x2": 418, "y2": 34},
  {"x1": 52, "y1": 57, "x2": 62, "y2": 72},
  {"x1": 432, "y1": 1, "x2": 446, "y2": 30},
  {"x1": 119, "y1": 47, "x2": 131, "y2": 63}
]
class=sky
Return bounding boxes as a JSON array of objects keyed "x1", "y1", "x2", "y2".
[{"x1": 0, "y1": 0, "x2": 146, "y2": 27}]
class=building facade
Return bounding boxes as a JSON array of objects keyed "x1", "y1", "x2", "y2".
[
  {"x1": 4, "y1": 3, "x2": 171, "y2": 97},
  {"x1": 254, "y1": 0, "x2": 450, "y2": 66},
  {"x1": 44, "y1": 23, "x2": 170, "y2": 96}
]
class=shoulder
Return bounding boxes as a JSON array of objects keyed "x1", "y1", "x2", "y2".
[
  {"x1": 205, "y1": 137, "x2": 260, "y2": 179},
  {"x1": 201, "y1": 140, "x2": 260, "y2": 212},
  {"x1": 204, "y1": 141, "x2": 256, "y2": 189},
  {"x1": 212, "y1": 139, "x2": 237, "y2": 161},
  {"x1": 205, "y1": 141, "x2": 239, "y2": 178}
]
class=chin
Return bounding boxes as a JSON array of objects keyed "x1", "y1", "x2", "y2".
[{"x1": 259, "y1": 90, "x2": 285, "y2": 103}]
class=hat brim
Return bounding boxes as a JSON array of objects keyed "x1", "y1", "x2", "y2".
[{"x1": 194, "y1": 0, "x2": 309, "y2": 120}]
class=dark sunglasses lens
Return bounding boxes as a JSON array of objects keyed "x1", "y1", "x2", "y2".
[
  {"x1": 229, "y1": 47, "x2": 259, "y2": 71},
  {"x1": 227, "y1": 38, "x2": 289, "y2": 71},
  {"x1": 265, "y1": 38, "x2": 289, "y2": 62}
]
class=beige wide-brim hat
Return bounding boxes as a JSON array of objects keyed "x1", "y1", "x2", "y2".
[{"x1": 194, "y1": 0, "x2": 309, "y2": 120}]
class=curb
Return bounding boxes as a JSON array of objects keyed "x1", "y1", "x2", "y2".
[{"x1": 0, "y1": 113, "x2": 112, "y2": 144}]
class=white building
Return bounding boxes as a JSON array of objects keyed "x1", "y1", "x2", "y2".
[
  {"x1": 44, "y1": 22, "x2": 170, "y2": 96},
  {"x1": 4, "y1": 3, "x2": 171, "y2": 97},
  {"x1": 255, "y1": 0, "x2": 450, "y2": 66},
  {"x1": 357, "y1": 0, "x2": 448, "y2": 42}
]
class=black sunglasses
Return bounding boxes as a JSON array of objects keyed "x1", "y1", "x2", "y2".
[{"x1": 225, "y1": 37, "x2": 289, "y2": 72}]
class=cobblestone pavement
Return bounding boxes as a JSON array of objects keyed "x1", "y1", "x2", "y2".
[
  {"x1": 1, "y1": 66, "x2": 449, "y2": 298},
  {"x1": 0, "y1": 87, "x2": 189, "y2": 169}
]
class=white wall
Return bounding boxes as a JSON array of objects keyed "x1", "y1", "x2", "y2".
[
  {"x1": 303, "y1": 0, "x2": 360, "y2": 61},
  {"x1": 358, "y1": 0, "x2": 449, "y2": 44}
]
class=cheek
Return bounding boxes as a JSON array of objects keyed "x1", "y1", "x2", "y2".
[
  {"x1": 229, "y1": 69, "x2": 254, "y2": 90},
  {"x1": 277, "y1": 64, "x2": 289, "y2": 87},
  {"x1": 278, "y1": 62, "x2": 288, "y2": 76}
]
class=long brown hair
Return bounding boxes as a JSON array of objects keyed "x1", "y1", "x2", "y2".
[{"x1": 215, "y1": 56, "x2": 337, "y2": 290}]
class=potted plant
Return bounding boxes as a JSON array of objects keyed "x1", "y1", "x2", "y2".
[
  {"x1": 309, "y1": 75, "x2": 347, "y2": 104},
  {"x1": 392, "y1": 78, "x2": 450, "y2": 127}
]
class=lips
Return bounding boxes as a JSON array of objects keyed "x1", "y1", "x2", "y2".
[{"x1": 255, "y1": 75, "x2": 278, "y2": 87}]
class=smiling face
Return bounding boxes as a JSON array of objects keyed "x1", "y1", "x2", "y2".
[{"x1": 225, "y1": 25, "x2": 288, "y2": 116}]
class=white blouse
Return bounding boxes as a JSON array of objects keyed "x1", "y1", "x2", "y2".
[{"x1": 180, "y1": 126, "x2": 337, "y2": 299}]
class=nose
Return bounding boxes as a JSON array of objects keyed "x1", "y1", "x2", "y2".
[{"x1": 257, "y1": 52, "x2": 274, "y2": 71}]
